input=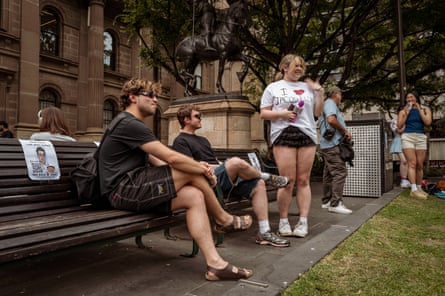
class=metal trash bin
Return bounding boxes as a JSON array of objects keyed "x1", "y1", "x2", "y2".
[{"x1": 343, "y1": 118, "x2": 393, "y2": 197}]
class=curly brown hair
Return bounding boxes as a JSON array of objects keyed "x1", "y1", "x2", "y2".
[{"x1": 119, "y1": 78, "x2": 162, "y2": 110}]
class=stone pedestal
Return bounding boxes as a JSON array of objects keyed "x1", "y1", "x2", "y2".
[{"x1": 164, "y1": 93, "x2": 257, "y2": 149}]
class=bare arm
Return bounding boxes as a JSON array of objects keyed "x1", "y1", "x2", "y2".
[
  {"x1": 260, "y1": 106, "x2": 294, "y2": 121},
  {"x1": 141, "y1": 140, "x2": 213, "y2": 179},
  {"x1": 304, "y1": 78, "x2": 324, "y2": 117},
  {"x1": 327, "y1": 115, "x2": 352, "y2": 139}
]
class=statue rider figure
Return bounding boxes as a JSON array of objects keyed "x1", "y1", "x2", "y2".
[{"x1": 196, "y1": 0, "x2": 217, "y2": 52}]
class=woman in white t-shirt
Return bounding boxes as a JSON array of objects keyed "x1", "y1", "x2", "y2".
[{"x1": 260, "y1": 54, "x2": 324, "y2": 238}]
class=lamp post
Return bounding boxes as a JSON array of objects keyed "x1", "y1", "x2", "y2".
[{"x1": 396, "y1": 0, "x2": 406, "y2": 104}]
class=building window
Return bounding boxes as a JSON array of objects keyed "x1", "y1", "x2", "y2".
[
  {"x1": 103, "y1": 99, "x2": 118, "y2": 129},
  {"x1": 104, "y1": 31, "x2": 116, "y2": 71},
  {"x1": 40, "y1": 7, "x2": 60, "y2": 55},
  {"x1": 39, "y1": 89, "x2": 60, "y2": 110}
]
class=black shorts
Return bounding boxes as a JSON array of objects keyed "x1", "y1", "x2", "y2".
[
  {"x1": 109, "y1": 165, "x2": 176, "y2": 214},
  {"x1": 273, "y1": 126, "x2": 316, "y2": 148}
]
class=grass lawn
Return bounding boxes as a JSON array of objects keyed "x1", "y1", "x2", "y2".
[{"x1": 283, "y1": 189, "x2": 445, "y2": 296}]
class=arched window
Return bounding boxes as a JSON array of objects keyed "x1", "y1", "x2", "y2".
[
  {"x1": 39, "y1": 88, "x2": 60, "y2": 110},
  {"x1": 104, "y1": 31, "x2": 116, "y2": 71},
  {"x1": 40, "y1": 7, "x2": 60, "y2": 56},
  {"x1": 103, "y1": 99, "x2": 118, "y2": 129}
]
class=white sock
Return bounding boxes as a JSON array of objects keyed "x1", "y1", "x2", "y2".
[
  {"x1": 260, "y1": 172, "x2": 271, "y2": 180},
  {"x1": 411, "y1": 184, "x2": 418, "y2": 191},
  {"x1": 259, "y1": 220, "x2": 270, "y2": 234},
  {"x1": 299, "y1": 217, "x2": 308, "y2": 225},
  {"x1": 417, "y1": 184, "x2": 423, "y2": 190},
  {"x1": 279, "y1": 218, "x2": 289, "y2": 226}
]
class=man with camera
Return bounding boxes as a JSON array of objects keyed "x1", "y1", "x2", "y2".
[{"x1": 318, "y1": 86, "x2": 353, "y2": 214}]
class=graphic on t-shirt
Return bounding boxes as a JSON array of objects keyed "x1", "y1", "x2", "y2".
[{"x1": 294, "y1": 89, "x2": 305, "y2": 95}]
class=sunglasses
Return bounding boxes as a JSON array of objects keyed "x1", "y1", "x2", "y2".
[
  {"x1": 193, "y1": 114, "x2": 202, "y2": 120},
  {"x1": 138, "y1": 91, "x2": 157, "y2": 98}
]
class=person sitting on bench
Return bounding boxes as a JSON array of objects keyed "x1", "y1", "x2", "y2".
[
  {"x1": 99, "y1": 78, "x2": 253, "y2": 281},
  {"x1": 172, "y1": 104, "x2": 290, "y2": 248}
]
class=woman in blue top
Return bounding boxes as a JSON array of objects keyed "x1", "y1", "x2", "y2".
[{"x1": 397, "y1": 91, "x2": 432, "y2": 199}]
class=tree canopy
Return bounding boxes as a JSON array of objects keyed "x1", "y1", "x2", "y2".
[{"x1": 118, "y1": 0, "x2": 444, "y2": 117}]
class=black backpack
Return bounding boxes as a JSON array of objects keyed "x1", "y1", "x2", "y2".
[{"x1": 70, "y1": 113, "x2": 126, "y2": 207}]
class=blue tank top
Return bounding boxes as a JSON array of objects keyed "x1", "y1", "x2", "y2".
[{"x1": 404, "y1": 109, "x2": 424, "y2": 134}]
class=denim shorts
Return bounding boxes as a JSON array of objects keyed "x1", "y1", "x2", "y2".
[{"x1": 214, "y1": 162, "x2": 259, "y2": 201}]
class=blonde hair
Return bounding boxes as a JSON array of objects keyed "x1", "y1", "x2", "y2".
[{"x1": 275, "y1": 54, "x2": 306, "y2": 81}]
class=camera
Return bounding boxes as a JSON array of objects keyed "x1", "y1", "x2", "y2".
[{"x1": 323, "y1": 129, "x2": 336, "y2": 140}]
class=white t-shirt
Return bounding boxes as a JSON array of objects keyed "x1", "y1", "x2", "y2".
[
  {"x1": 260, "y1": 80, "x2": 318, "y2": 144},
  {"x1": 30, "y1": 132, "x2": 76, "y2": 142}
]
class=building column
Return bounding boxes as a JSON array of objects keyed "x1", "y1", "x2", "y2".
[
  {"x1": 83, "y1": 0, "x2": 104, "y2": 141},
  {"x1": 15, "y1": 0, "x2": 40, "y2": 138}
]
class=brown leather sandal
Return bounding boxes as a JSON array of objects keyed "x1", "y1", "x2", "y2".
[
  {"x1": 213, "y1": 215, "x2": 252, "y2": 234},
  {"x1": 205, "y1": 264, "x2": 253, "y2": 281}
]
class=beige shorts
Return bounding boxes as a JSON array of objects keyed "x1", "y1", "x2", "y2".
[{"x1": 401, "y1": 133, "x2": 427, "y2": 150}]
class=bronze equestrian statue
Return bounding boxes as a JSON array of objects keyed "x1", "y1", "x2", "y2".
[{"x1": 176, "y1": 0, "x2": 249, "y2": 96}]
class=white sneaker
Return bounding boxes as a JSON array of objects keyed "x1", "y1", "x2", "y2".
[
  {"x1": 328, "y1": 202, "x2": 352, "y2": 214},
  {"x1": 400, "y1": 179, "x2": 411, "y2": 188},
  {"x1": 293, "y1": 222, "x2": 308, "y2": 238},
  {"x1": 278, "y1": 222, "x2": 293, "y2": 237},
  {"x1": 321, "y1": 201, "x2": 331, "y2": 209}
]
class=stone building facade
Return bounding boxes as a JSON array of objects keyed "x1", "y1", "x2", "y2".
[
  {"x1": 0, "y1": 0, "x2": 168, "y2": 141},
  {"x1": 0, "y1": 0, "x2": 266, "y2": 150}
]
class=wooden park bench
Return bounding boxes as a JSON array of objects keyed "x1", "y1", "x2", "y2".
[
  {"x1": 0, "y1": 139, "x2": 276, "y2": 265},
  {"x1": 0, "y1": 139, "x2": 191, "y2": 264}
]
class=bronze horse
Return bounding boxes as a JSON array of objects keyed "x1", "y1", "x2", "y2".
[{"x1": 176, "y1": 0, "x2": 249, "y2": 96}]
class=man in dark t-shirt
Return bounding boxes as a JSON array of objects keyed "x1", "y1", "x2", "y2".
[
  {"x1": 98, "y1": 78, "x2": 253, "y2": 281},
  {"x1": 173, "y1": 104, "x2": 290, "y2": 248}
]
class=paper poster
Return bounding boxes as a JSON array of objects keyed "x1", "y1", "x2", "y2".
[
  {"x1": 19, "y1": 140, "x2": 61, "y2": 180},
  {"x1": 248, "y1": 152, "x2": 261, "y2": 172}
]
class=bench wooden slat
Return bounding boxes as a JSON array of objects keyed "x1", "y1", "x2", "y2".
[
  {"x1": 0, "y1": 209, "x2": 140, "y2": 238},
  {"x1": 0, "y1": 206, "x2": 86, "y2": 223},
  {"x1": 0, "y1": 212, "x2": 180, "y2": 252},
  {"x1": 0, "y1": 213, "x2": 186, "y2": 264},
  {"x1": 0, "y1": 199, "x2": 79, "y2": 215}
]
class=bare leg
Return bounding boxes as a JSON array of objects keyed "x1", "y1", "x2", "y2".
[
  {"x1": 415, "y1": 150, "x2": 427, "y2": 185},
  {"x1": 399, "y1": 152, "x2": 409, "y2": 179},
  {"x1": 224, "y1": 157, "x2": 261, "y2": 181},
  {"x1": 171, "y1": 186, "x2": 227, "y2": 269},
  {"x1": 273, "y1": 146, "x2": 297, "y2": 219},
  {"x1": 403, "y1": 148, "x2": 417, "y2": 186},
  {"x1": 250, "y1": 180, "x2": 268, "y2": 221},
  {"x1": 295, "y1": 146, "x2": 316, "y2": 218},
  {"x1": 171, "y1": 169, "x2": 252, "y2": 227}
]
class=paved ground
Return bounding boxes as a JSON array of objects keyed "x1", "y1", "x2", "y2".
[{"x1": 0, "y1": 182, "x2": 402, "y2": 296}]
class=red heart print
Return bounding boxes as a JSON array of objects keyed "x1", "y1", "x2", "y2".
[{"x1": 294, "y1": 89, "x2": 304, "y2": 95}]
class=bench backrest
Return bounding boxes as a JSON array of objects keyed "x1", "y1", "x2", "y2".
[
  {"x1": 0, "y1": 139, "x2": 96, "y2": 219},
  {"x1": 212, "y1": 148, "x2": 256, "y2": 164}
]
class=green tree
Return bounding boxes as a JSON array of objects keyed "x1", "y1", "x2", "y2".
[{"x1": 118, "y1": 0, "x2": 444, "y2": 116}]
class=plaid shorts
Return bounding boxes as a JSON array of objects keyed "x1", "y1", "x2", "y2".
[
  {"x1": 109, "y1": 165, "x2": 176, "y2": 214},
  {"x1": 273, "y1": 126, "x2": 315, "y2": 148}
]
